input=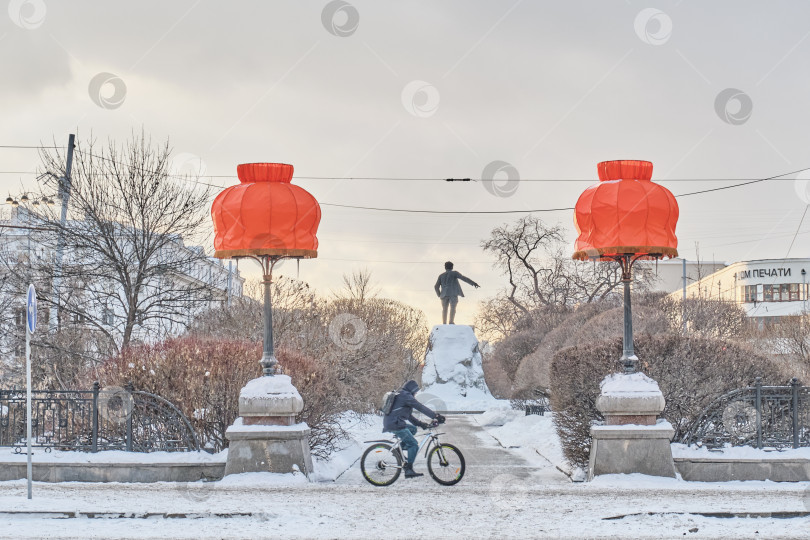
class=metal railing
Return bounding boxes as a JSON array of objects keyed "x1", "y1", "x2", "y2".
[
  {"x1": 0, "y1": 382, "x2": 199, "y2": 453},
  {"x1": 680, "y1": 377, "x2": 810, "y2": 450},
  {"x1": 510, "y1": 390, "x2": 551, "y2": 417}
]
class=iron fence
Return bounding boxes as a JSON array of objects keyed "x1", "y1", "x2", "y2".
[
  {"x1": 0, "y1": 382, "x2": 199, "y2": 453},
  {"x1": 680, "y1": 377, "x2": 810, "y2": 449}
]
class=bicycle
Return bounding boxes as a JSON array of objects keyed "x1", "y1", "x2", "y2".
[{"x1": 360, "y1": 423, "x2": 465, "y2": 486}]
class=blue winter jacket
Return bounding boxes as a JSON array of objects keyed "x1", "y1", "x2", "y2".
[{"x1": 382, "y1": 380, "x2": 437, "y2": 432}]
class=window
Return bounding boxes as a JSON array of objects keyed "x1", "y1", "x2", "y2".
[
  {"x1": 102, "y1": 308, "x2": 115, "y2": 326},
  {"x1": 14, "y1": 343, "x2": 24, "y2": 358},
  {"x1": 789, "y1": 283, "x2": 800, "y2": 301},
  {"x1": 70, "y1": 312, "x2": 86, "y2": 324},
  {"x1": 760, "y1": 283, "x2": 805, "y2": 302},
  {"x1": 743, "y1": 285, "x2": 757, "y2": 302}
]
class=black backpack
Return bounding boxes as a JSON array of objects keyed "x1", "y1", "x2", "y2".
[{"x1": 380, "y1": 390, "x2": 399, "y2": 415}]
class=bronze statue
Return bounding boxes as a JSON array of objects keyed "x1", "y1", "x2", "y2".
[{"x1": 434, "y1": 261, "x2": 479, "y2": 324}]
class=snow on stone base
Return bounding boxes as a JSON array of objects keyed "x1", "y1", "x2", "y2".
[
  {"x1": 422, "y1": 325, "x2": 486, "y2": 389},
  {"x1": 421, "y1": 325, "x2": 496, "y2": 410},
  {"x1": 599, "y1": 372, "x2": 662, "y2": 397},
  {"x1": 238, "y1": 375, "x2": 304, "y2": 416},
  {"x1": 240, "y1": 375, "x2": 301, "y2": 399},
  {"x1": 226, "y1": 417, "x2": 310, "y2": 434}
]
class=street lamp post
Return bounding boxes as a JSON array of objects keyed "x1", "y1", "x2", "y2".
[
  {"x1": 237, "y1": 254, "x2": 284, "y2": 376},
  {"x1": 212, "y1": 162, "x2": 320, "y2": 476},
  {"x1": 573, "y1": 160, "x2": 679, "y2": 479}
]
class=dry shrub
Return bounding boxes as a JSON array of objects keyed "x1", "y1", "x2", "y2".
[
  {"x1": 484, "y1": 304, "x2": 573, "y2": 393},
  {"x1": 88, "y1": 337, "x2": 344, "y2": 458},
  {"x1": 659, "y1": 296, "x2": 749, "y2": 339},
  {"x1": 189, "y1": 277, "x2": 429, "y2": 415},
  {"x1": 502, "y1": 294, "x2": 666, "y2": 397},
  {"x1": 278, "y1": 348, "x2": 345, "y2": 458},
  {"x1": 481, "y1": 348, "x2": 512, "y2": 398},
  {"x1": 550, "y1": 333, "x2": 791, "y2": 469},
  {"x1": 322, "y1": 297, "x2": 427, "y2": 411}
]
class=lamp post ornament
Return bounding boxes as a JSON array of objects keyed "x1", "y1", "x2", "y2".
[
  {"x1": 573, "y1": 160, "x2": 679, "y2": 373},
  {"x1": 577, "y1": 161, "x2": 681, "y2": 480},
  {"x1": 211, "y1": 162, "x2": 320, "y2": 376},
  {"x1": 211, "y1": 162, "x2": 320, "y2": 476}
]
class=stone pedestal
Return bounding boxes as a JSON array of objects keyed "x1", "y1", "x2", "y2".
[
  {"x1": 588, "y1": 372, "x2": 676, "y2": 480},
  {"x1": 224, "y1": 375, "x2": 313, "y2": 476}
]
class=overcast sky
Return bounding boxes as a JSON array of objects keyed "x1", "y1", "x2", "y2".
[{"x1": 1, "y1": 1, "x2": 809, "y2": 324}]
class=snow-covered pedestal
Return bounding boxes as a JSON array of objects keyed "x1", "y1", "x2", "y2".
[
  {"x1": 224, "y1": 375, "x2": 313, "y2": 476},
  {"x1": 588, "y1": 373, "x2": 675, "y2": 480},
  {"x1": 421, "y1": 325, "x2": 499, "y2": 411}
]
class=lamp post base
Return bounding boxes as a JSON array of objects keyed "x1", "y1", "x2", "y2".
[
  {"x1": 588, "y1": 372, "x2": 675, "y2": 480},
  {"x1": 223, "y1": 375, "x2": 313, "y2": 476},
  {"x1": 260, "y1": 353, "x2": 280, "y2": 376},
  {"x1": 620, "y1": 354, "x2": 638, "y2": 374}
]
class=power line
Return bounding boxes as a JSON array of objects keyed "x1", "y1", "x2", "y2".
[
  {"x1": 0, "y1": 145, "x2": 65, "y2": 149},
  {"x1": 7, "y1": 145, "x2": 809, "y2": 214},
  {"x1": 785, "y1": 205, "x2": 809, "y2": 257},
  {"x1": 320, "y1": 202, "x2": 575, "y2": 214},
  {"x1": 3, "y1": 169, "x2": 810, "y2": 182}
]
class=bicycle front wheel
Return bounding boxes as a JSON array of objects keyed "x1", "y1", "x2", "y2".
[
  {"x1": 360, "y1": 443, "x2": 402, "y2": 486},
  {"x1": 427, "y1": 443, "x2": 465, "y2": 485}
]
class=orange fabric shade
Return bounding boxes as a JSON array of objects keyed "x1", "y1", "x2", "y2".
[
  {"x1": 573, "y1": 160, "x2": 678, "y2": 261},
  {"x1": 211, "y1": 163, "x2": 321, "y2": 259}
]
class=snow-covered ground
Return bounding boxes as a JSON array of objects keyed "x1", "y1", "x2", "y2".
[
  {"x1": 474, "y1": 407, "x2": 582, "y2": 479},
  {"x1": 1, "y1": 449, "x2": 227, "y2": 464},
  {"x1": 673, "y1": 442, "x2": 810, "y2": 460},
  {"x1": 2, "y1": 410, "x2": 810, "y2": 538},
  {"x1": 3, "y1": 325, "x2": 810, "y2": 539}
]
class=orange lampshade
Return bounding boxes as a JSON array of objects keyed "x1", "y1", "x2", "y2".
[
  {"x1": 211, "y1": 163, "x2": 321, "y2": 259},
  {"x1": 573, "y1": 160, "x2": 678, "y2": 261}
]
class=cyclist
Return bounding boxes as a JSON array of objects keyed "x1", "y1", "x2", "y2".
[{"x1": 382, "y1": 380, "x2": 446, "y2": 478}]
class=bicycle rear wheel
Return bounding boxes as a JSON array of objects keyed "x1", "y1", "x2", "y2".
[
  {"x1": 361, "y1": 443, "x2": 402, "y2": 486},
  {"x1": 427, "y1": 443, "x2": 465, "y2": 485}
]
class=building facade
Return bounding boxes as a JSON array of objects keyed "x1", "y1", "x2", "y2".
[
  {"x1": 671, "y1": 258, "x2": 810, "y2": 323},
  {"x1": 643, "y1": 259, "x2": 728, "y2": 294},
  {"x1": 0, "y1": 207, "x2": 245, "y2": 379}
]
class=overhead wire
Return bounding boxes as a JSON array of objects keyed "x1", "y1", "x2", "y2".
[{"x1": 2, "y1": 144, "x2": 809, "y2": 214}]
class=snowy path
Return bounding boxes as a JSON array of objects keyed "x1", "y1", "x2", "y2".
[
  {"x1": 1, "y1": 416, "x2": 810, "y2": 538},
  {"x1": 333, "y1": 414, "x2": 571, "y2": 486}
]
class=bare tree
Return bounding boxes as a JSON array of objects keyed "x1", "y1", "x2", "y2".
[
  {"x1": 189, "y1": 269, "x2": 429, "y2": 412},
  {"x1": 752, "y1": 313, "x2": 810, "y2": 378},
  {"x1": 337, "y1": 268, "x2": 379, "y2": 302},
  {"x1": 22, "y1": 132, "x2": 216, "y2": 373},
  {"x1": 478, "y1": 215, "x2": 657, "y2": 340},
  {"x1": 659, "y1": 295, "x2": 749, "y2": 340},
  {"x1": 188, "y1": 276, "x2": 323, "y2": 350}
]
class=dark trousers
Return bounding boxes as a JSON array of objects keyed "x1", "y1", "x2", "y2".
[
  {"x1": 392, "y1": 425, "x2": 418, "y2": 463},
  {"x1": 441, "y1": 296, "x2": 459, "y2": 324}
]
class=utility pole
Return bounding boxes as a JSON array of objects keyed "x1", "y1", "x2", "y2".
[{"x1": 48, "y1": 134, "x2": 75, "y2": 333}]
